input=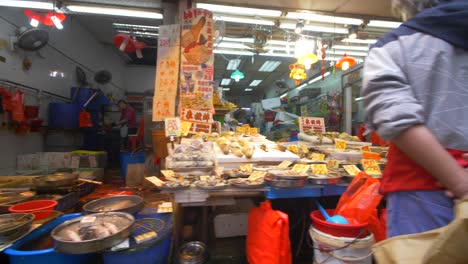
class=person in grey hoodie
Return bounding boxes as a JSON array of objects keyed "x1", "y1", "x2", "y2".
[{"x1": 361, "y1": 0, "x2": 468, "y2": 237}]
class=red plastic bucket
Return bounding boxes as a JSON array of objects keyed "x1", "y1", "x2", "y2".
[
  {"x1": 310, "y1": 209, "x2": 369, "y2": 238},
  {"x1": 8, "y1": 200, "x2": 57, "y2": 220}
]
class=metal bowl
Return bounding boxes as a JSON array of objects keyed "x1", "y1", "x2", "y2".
[
  {"x1": 267, "y1": 170, "x2": 309, "y2": 180},
  {"x1": 178, "y1": 241, "x2": 208, "y2": 264},
  {"x1": 83, "y1": 195, "x2": 144, "y2": 214},
  {"x1": 264, "y1": 176, "x2": 306, "y2": 189},
  {"x1": 0, "y1": 213, "x2": 34, "y2": 244},
  {"x1": 308, "y1": 176, "x2": 342, "y2": 185},
  {"x1": 51, "y1": 212, "x2": 134, "y2": 254}
]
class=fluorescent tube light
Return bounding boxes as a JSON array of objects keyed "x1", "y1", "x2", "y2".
[
  {"x1": 367, "y1": 20, "x2": 402, "y2": 28},
  {"x1": 221, "y1": 79, "x2": 231, "y2": 85},
  {"x1": 249, "y1": 80, "x2": 262, "y2": 87},
  {"x1": 286, "y1": 12, "x2": 363, "y2": 25},
  {"x1": 355, "y1": 97, "x2": 363, "y2": 102},
  {"x1": 214, "y1": 15, "x2": 274, "y2": 26},
  {"x1": 245, "y1": 88, "x2": 253, "y2": 91},
  {"x1": 67, "y1": 5, "x2": 163, "y2": 19},
  {"x1": 280, "y1": 93, "x2": 288, "y2": 98},
  {"x1": 0, "y1": 0, "x2": 53, "y2": 9},
  {"x1": 221, "y1": 37, "x2": 254, "y2": 43},
  {"x1": 117, "y1": 30, "x2": 159, "y2": 36},
  {"x1": 331, "y1": 45, "x2": 369, "y2": 51},
  {"x1": 222, "y1": 88, "x2": 231, "y2": 91},
  {"x1": 342, "y1": 38, "x2": 377, "y2": 44},
  {"x1": 259, "y1": 61, "x2": 281, "y2": 72},
  {"x1": 267, "y1": 40, "x2": 295, "y2": 46},
  {"x1": 226, "y1": 59, "x2": 241, "y2": 70},
  {"x1": 113, "y1": 23, "x2": 159, "y2": 30},
  {"x1": 217, "y1": 42, "x2": 249, "y2": 49},
  {"x1": 259, "y1": 52, "x2": 294, "y2": 58},
  {"x1": 308, "y1": 72, "x2": 330, "y2": 84},
  {"x1": 327, "y1": 50, "x2": 368, "y2": 57},
  {"x1": 280, "y1": 23, "x2": 348, "y2": 34},
  {"x1": 297, "y1": 83, "x2": 307, "y2": 89},
  {"x1": 196, "y1": 3, "x2": 281, "y2": 17},
  {"x1": 214, "y1": 49, "x2": 253, "y2": 56}
]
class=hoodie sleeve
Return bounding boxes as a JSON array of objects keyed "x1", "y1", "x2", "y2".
[{"x1": 361, "y1": 45, "x2": 425, "y2": 141}]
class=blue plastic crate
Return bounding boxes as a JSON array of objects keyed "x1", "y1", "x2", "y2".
[
  {"x1": 265, "y1": 185, "x2": 323, "y2": 199},
  {"x1": 120, "y1": 152, "x2": 145, "y2": 179}
]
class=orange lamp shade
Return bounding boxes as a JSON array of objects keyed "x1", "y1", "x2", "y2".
[{"x1": 336, "y1": 54, "x2": 357, "y2": 71}]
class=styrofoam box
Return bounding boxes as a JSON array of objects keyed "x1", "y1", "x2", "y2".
[{"x1": 214, "y1": 213, "x2": 249, "y2": 238}]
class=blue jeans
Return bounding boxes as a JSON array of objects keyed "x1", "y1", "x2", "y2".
[{"x1": 387, "y1": 190, "x2": 454, "y2": 238}]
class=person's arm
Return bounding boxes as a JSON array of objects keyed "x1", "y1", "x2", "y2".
[{"x1": 393, "y1": 125, "x2": 468, "y2": 199}]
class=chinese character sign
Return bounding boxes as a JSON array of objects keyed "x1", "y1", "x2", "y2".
[
  {"x1": 153, "y1": 24, "x2": 180, "y2": 121},
  {"x1": 299, "y1": 117, "x2": 326, "y2": 133},
  {"x1": 180, "y1": 9, "x2": 215, "y2": 133},
  {"x1": 165, "y1": 117, "x2": 181, "y2": 137},
  {"x1": 361, "y1": 159, "x2": 382, "y2": 175}
]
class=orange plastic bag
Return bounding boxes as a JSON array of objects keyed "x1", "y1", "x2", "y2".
[
  {"x1": 335, "y1": 172, "x2": 383, "y2": 224},
  {"x1": 247, "y1": 201, "x2": 292, "y2": 264},
  {"x1": 10, "y1": 91, "x2": 25, "y2": 122}
]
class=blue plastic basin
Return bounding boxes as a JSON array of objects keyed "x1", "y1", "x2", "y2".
[
  {"x1": 120, "y1": 152, "x2": 145, "y2": 179},
  {"x1": 4, "y1": 213, "x2": 99, "y2": 264}
]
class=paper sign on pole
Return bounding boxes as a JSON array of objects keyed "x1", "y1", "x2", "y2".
[
  {"x1": 165, "y1": 117, "x2": 181, "y2": 137},
  {"x1": 299, "y1": 117, "x2": 326, "y2": 133}
]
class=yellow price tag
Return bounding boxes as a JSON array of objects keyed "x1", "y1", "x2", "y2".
[
  {"x1": 311, "y1": 164, "x2": 328, "y2": 175},
  {"x1": 360, "y1": 145, "x2": 371, "y2": 152},
  {"x1": 292, "y1": 164, "x2": 309, "y2": 174},
  {"x1": 287, "y1": 145, "x2": 299, "y2": 154},
  {"x1": 335, "y1": 139, "x2": 347, "y2": 150},
  {"x1": 249, "y1": 171, "x2": 266, "y2": 181},
  {"x1": 310, "y1": 153, "x2": 325, "y2": 161},
  {"x1": 161, "y1": 170, "x2": 176, "y2": 179},
  {"x1": 362, "y1": 151, "x2": 381, "y2": 161},
  {"x1": 361, "y1": 159, "x2": 382, "y2": 175},
  {"x1": 145, "y1": 176, "x2": 165, "y2": 187},
  {"x1": 181, "y1": 121, "x2": 192, "y2": 136},
  {"x1": 343, "y1": 165, "x2": 361, "y2": 176},
  {"x1": 249, "y1": 127, "x2": 258, "y2": 135},
  {"x1": 300, "y1": 144, "x2": 310, "y2": 154},
  {"x1": 236, "y1": 126, "x2": 245, "y2": 133},
  {"x1": 240, "y1": 163, "x2": 254, "y2": 173},
  {"x1": 277, "y1": 160, "x2": 292, "y2": 169},
  {"x1": 327, "y1": 159, "x2": 340, "y2": 169}
]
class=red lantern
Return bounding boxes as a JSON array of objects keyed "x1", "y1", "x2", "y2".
[
  {"x1": 114, "y1": 34, "x2": 146, "y2": 58},
  {"x1": 23, "y1": 9, "x2": 66, "y2": 28}
]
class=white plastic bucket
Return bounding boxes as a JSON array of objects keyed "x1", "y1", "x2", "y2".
[{"x1": 310, "y1": 226, "x2": 374, "y2": 264}]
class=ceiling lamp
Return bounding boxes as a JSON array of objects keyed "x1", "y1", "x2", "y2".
[
  {"x1": 114, "y1": 34, "x2": 146, "y2": 58},
  {"x1": 67, "y1": 5, "x2": 163, "y2": 19},
  {"x1": 295, "y1": 20, "x2": 304, "y2": 34},
  {"x1": 297, "y1": 52, "x2": 318, "y2": 70},
  {"x1": 24, "y1": 9, "x2": 66, "y2": 29},
  {"x1": 289, "y1": 63, "x2": 307, "y2": 85},
  {"x1": 230, "y1": 70, "x2": 245, "y2": 82},
  {"x1": 0, "y1": 0, "x2": 53, "y2": 10},
  {"x1": 336, "y1": 54, "x2": 357, "y2": 71}
]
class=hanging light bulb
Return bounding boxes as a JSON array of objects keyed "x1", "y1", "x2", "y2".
[
  {"x1": 51, "y1": 15, "x2": 63, "y2": 29},
  {"x1": 341, "y1": 61, "x2": 350, "y2": 71},
  {"x1": 298, "y1": 52, "x2": 318, "y2": 70},
  {"x1": 30, "y1": 18, "x2": 39, "y2": 27},
  {"x1": 230, "y1": 70, "x2": 245, "y2": 82},
  {"x1": 295, "y1": 20, "x2": 304, "y2": 34},
  {"x1": 336, "y1": 54, "x2": 357, "y2": 71}
]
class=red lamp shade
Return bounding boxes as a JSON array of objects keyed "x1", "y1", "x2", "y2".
[
  {"x1": 23, "y1": 9, "x2": 42, "y2": 23},
  {"x1": 336, "y1": 54, "x2": 357, "y2": 71},
  {"x1": 114, "y1": 34, "x2": 146, "y2": 58},
  {"x1": 42, "y1": 12, "x2": 66, "y2": 26}
]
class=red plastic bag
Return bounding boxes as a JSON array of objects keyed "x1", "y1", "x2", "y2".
[
  {"x1": 79, "y1": 110, "x2": 93, "y2": 128},
  {"x1": 368, "y1": 209, "x2": 387, "y2": 242},
  {"x1": 247, "y1": 201, "x2": 292, "y2": 264},
  {"x1": 10, "y1": 91, "x2": 25, "y2": 122},
  {"x1": 0, "y1": 88, "x2": 12, "y2": 112},
  {"x1": 336, "y1": 172, "x2": 383, "y2": 224}
]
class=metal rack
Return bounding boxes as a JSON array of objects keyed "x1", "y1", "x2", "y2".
[{"x1": 0, "y1": 79, "x2": 70, "y2": 102}]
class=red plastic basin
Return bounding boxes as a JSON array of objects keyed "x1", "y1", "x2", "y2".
[
  {"x1": 8, "y1": 200, "x2": 57, "y2": 220},
  {"x1": 310, "y1": 209, "x2": 369, "y2": 238}
]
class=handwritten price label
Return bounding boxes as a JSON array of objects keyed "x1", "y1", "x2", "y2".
[
  {"x1": 145, "y1": 176, "x2": 165, "y2": 187},
  {"x1": 343, "y1": 165, "x2": 361, "y2": 176},
  {"x1": 249, "y1": 171, "x2": 266, "y2": 181},
  {"x1": 335, "y1": 139, "x2": 347, "y2": 150},
  {"x1": 161, "y1": 170, "x2": 176, "y2": 179},
  {"x1": 277, "y1": 160, "x2": 292, "y2": 169},
  {"x1": 292, "y1": 164, "x2": 309, "y2": 174},
  {"x1": 310, "y1": 153, "x2": 325, "y2": 161},
  {"x1": 311, "y1": 164, "x2": 328, "y2": 175},
  {"x1": 360, "y1": 145, "x2": 371, "y2": 152},
  {"x1": 361, "y1": 159, "x2": 382, "y2": 175},
  {"x1": 362, "y1": 151, "x2": 381, "y2": 161},
  {"x1": 327, "y1": 159, "x2": 340, "y2": 169}
]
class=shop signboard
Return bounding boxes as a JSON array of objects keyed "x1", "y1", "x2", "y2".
[
  {"x1": 153, "y1": 24, "x2": 180, "y2": 121},
  {"x1": 299, "y1": 117, "x2": 326, "y2": 133},
  {"x1": 179, "y1": 8, "x2": 215, "y2": 133}
]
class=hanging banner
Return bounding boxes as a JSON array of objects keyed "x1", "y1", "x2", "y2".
[
  {"x1": 179, "y1": 8, "x2": 214, "y2": 133},
  {"x1": 153, "y1": 24, "x2": 180, "y2": 121},
  {"x1": 299, "y1": 117, "x2": 326, "y2": 133}
]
